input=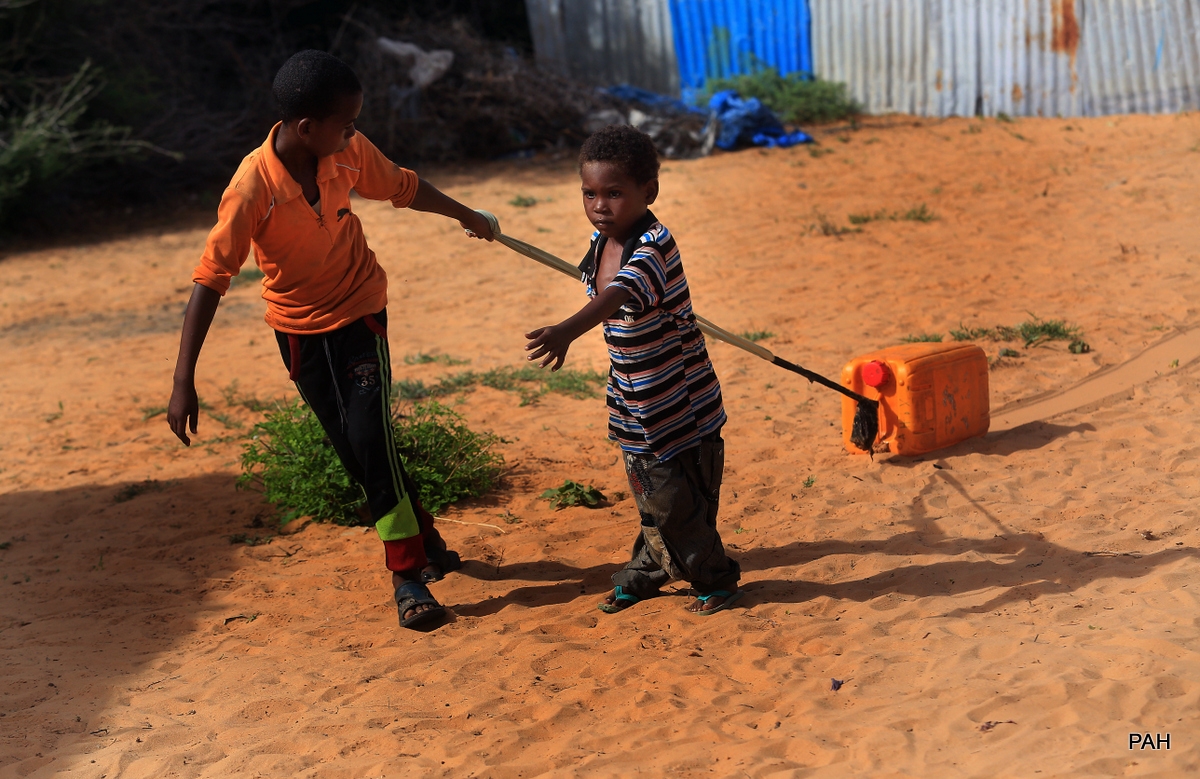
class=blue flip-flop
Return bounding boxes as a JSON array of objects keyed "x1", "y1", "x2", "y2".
[
  {"x1": 691, "y1": 589, "x2": 744, "y2": 616},
  {"x1": 597, "y1": 586, "x2": 640, "y2": 614}
]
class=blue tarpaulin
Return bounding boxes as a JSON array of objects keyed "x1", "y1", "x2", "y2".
[{"x1": 708, "y1": 90, "x2": 811, "y2": 149}]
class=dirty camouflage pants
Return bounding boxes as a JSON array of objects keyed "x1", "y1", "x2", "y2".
[{"x1": 613, "y1": 434, "x2": 741, "y2": 597}]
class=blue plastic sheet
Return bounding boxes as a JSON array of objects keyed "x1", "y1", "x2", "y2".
[{"x1": 708, "y1": 90, "x2": 811, "y2": 150}]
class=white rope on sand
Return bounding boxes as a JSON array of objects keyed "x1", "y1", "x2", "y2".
[{"x1": 434, "y1": 515, "x2": 506, "y2": 533}]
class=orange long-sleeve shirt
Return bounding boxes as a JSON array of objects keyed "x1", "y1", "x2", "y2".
[{"x1": 193, "y1": 123, "x2": 419, "y2": 334}]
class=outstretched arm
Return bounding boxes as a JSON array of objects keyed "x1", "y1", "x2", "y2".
[
  {"x1": 408, "y1": 178, "x2": 495, "y2": 241},
  {"x1": 167, "y1": 283, "x2": 221, "y2": 446},
  {"x1": 525, "y1": 286, "x2": 631, "y2": 371}
]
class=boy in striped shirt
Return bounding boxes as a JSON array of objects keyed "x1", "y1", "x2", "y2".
[{"x1": 525, "y1": 125, "x2": 742, "y2": 615}]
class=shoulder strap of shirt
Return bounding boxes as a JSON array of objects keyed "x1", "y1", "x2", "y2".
[{"x1": 577, "y1": 209, "x2": 660, "y2": 281}]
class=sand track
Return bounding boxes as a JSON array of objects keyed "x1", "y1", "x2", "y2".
[{"x1": 994, "y1": 325, "x2": 1200, "y2": 431}]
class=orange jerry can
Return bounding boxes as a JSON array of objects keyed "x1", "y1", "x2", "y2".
[{"x1": 841, "y1": 342, "x2": 990, "y2": 456}]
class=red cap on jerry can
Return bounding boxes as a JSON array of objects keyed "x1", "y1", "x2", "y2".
[{"x1": 862, "y1": 360, "x2": 891, "y2": 388}]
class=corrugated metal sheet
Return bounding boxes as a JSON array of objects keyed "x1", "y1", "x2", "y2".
[
  {"x1": 1080, "y1": 0, "x2": 1200, "y2": 115},
  {"x1": 979, "y1": 0, "x2": 1083, "y2": 116},
  {"x1": 528, "y1": 0, "x2": 1200, "y2": 117},
  {"x1": 525, "y1": 0, "x2": 681, "y2": 96},
  {"x1": 809, "y1": 0, "x2": 977, "y2": 117},
  {"x1": 810, "y1": 0, "x2": 1200, "y2": 117},
  {"x1": 668, "y1": 0, "x2": 813, "y2": 101}
]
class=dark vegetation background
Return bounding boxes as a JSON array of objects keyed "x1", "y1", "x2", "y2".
[{"x1": 0, "y1": 0, "x2": 606, "y2": 237}]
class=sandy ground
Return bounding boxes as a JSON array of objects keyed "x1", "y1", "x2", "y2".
[{"x1": 3, "y1": 113, "x2": 1200, "y2": 778}]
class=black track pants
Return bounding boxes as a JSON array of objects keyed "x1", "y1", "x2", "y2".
[{"x1": 275, "y1": 308, "x2": 441, "y2": 574}]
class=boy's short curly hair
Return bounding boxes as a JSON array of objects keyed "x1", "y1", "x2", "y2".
[
  {"x1": 273, "y1": 50, "x2": 362, "y2": 122},
  {"x1": 579, "y1": 125, "x2": 660, "y2": 184}
]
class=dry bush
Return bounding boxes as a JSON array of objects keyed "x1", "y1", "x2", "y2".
[{"x1": 339, "y1": 11, "x2": 609, "y2": 162}]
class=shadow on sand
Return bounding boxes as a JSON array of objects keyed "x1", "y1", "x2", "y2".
[
  {"x1": 0, "y1": 474, "x2": 265, "y2": 768},
  {"x1": 449, "y1": 418, "x2": 1191, "y2": 619}
]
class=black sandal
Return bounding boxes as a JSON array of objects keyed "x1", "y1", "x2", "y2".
[
  {"x1": 421, "y1": 547, "x2": 462, "y2": 584},
  {"x1": 394, "y1": 581, "x2": 447, "y2": 629}
]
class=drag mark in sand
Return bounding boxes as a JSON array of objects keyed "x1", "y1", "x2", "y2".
[{"x1": 991, "y1": 326, "x2": 1200, "y2": 430}]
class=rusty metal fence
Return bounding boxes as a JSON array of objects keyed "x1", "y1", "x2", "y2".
[{"x1": 527, "y1": 0, "x2": 1200, "y2": 117}]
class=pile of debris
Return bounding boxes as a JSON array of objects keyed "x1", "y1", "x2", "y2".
[
  {"x1": 343, "y1": 13, "x2": 810, "y2": 164},
  {"x1": 345, "y1": 15, "x2": 614, "y2": 163},
  {"x1": 587, "y1": 86, "x2": 717, "y2": 159}
]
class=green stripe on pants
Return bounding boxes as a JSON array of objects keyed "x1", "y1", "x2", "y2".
[{"x1": 375, "y1": 494, "x2": 421, "y2": 541}]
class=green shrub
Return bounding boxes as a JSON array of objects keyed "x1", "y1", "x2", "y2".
[
  {"x1": 238, "y1": 397, "x2": 505, "y2": 524},
  {"x1": 704, "y1": 67, "x2": 861, "y2": 125},
  {"x1": 390, "y1": 400, "x2": 505, "y2": 515},
  {"x1": 901, "y1": 333, "x2": 943, "y2": 343},
  {"x1": 0, "y1": 60, "x2": 177, "y2": 228},
  {"x1": 238, "y1": 400, "x2": 363, "y2": 525}
]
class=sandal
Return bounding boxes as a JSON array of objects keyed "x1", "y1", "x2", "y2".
[
  {"x1": 689, "y1": 589, "x2": 744, "y2": 616},
  {"x1": 597, "y1": 586, "x2": 640, "y2": 614},
  {"x1": 421, "y1": 547, "x2": 462, "y2": 584},
  {"x1": 394, "y1": 581, "x2": 447, "y2": 629}
]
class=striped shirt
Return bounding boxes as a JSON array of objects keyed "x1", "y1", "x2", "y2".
[{"x1": 580, "y1": 210, "x2": 726, "y2": 461}]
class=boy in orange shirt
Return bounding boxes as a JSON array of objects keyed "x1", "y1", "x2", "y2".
[{"x1": 167, "y1": 50, "x2": 493, "y2": 629}]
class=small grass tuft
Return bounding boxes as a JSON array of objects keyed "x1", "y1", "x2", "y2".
[
  {"x1": 900, "y1": 204, "x2": 937, "y2": 222},
  {"x1": 404, "y1": 352, "x2": 469, "y2": 366},
  {"x1": 949, "y1": 324, "x2": 994, "y2": 342},
  {"x1": 951, "y1": 316, "x2": 1083, "y2": 348},
  {"x1": 228, "y1": 533, "x2": 274, "y2": 546},
  {"x1": 209, "y1": 411, "x2": 244, "y2": 430},
  {"x1": 739, "y1": 330, "x2": 775, "y2": 342},
  {"x1": 392, "y1": 366, "x2": 606, "y2": 406},
  {"x1": 509, "y1": 195, "x2": 538, "y2": 208},
  {"x1": 541, "y1": 480, "x2": 606, "y2": 510},
  {"x1": 849, "y1": 204, "x2": 938, "y2": 225},
  {"x1": 114, "y1": 479, "x2": 165, "y2": 503},
  {"x1": 1015, "y1": 317, "x2": 1080, "y2": 346},
  {"x1": 813, "y1": 211, "x2": 860, "y2": 236},
  {"x1": 901, "y1": 333, "x2": 944, "y2": 343},
  {"x1": 44, "y1": 401, "x2": 64, "y2": 423}
]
